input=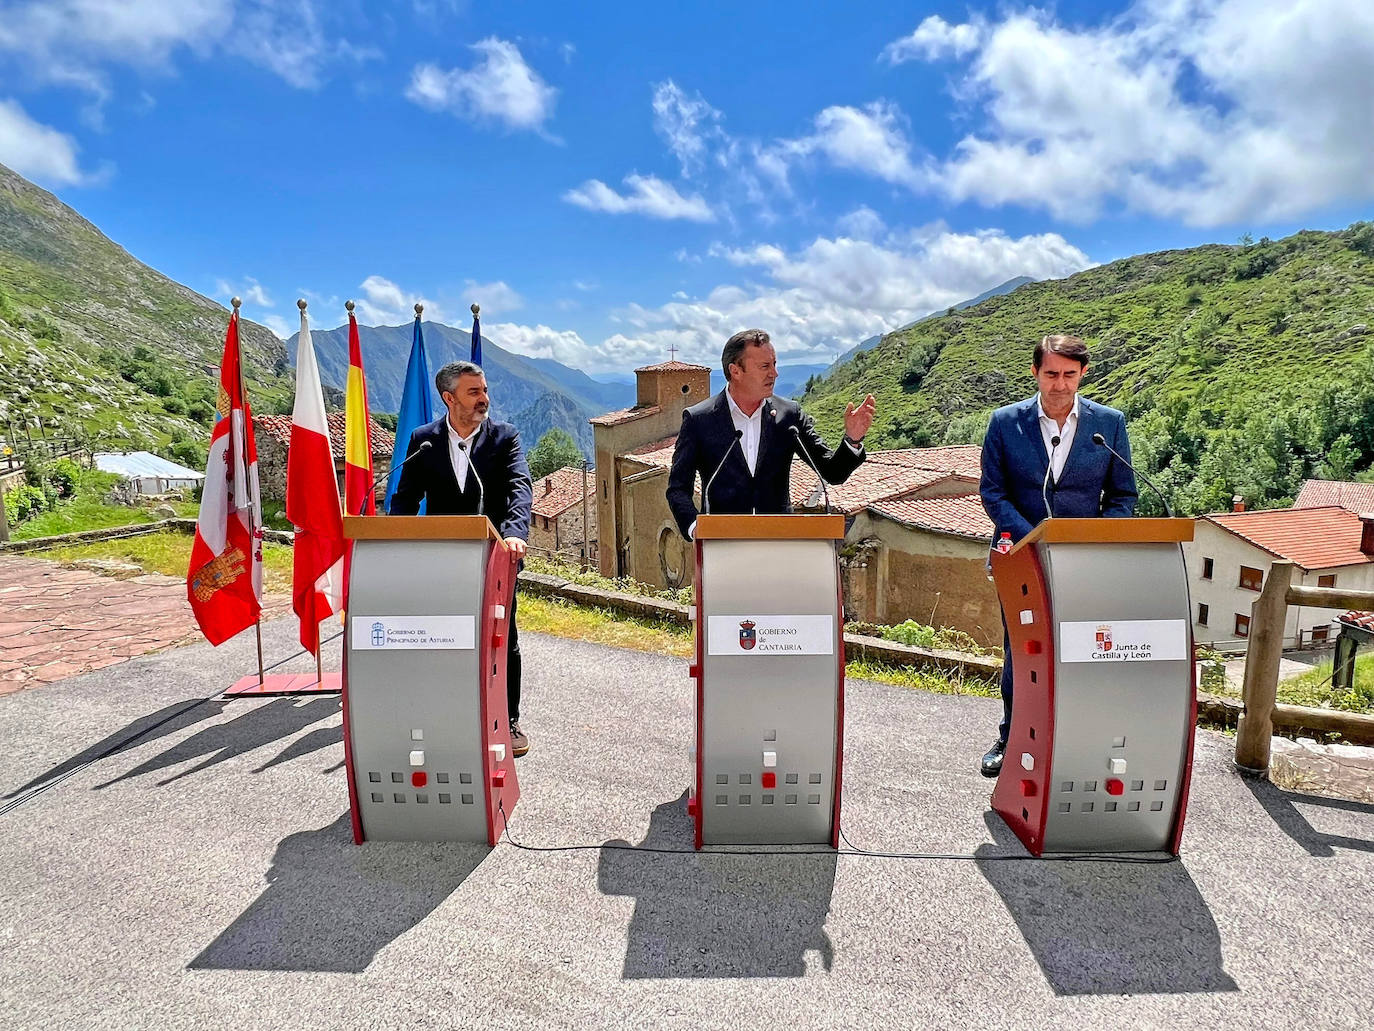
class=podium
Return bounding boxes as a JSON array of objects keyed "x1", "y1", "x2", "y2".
[
  {"x1": 687, "y1": 514, "x2": 847, "y2": 848},
  {"x1": 989, "y1": 517, "x2": 1198, "y2": 855},
  {"x1": 341, "y1": 515, "x2": 520, "y2": 845}
]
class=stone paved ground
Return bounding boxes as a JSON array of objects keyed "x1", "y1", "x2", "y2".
[{"x1": 0, "y1": 555, "x2": 287, "y2": 695}]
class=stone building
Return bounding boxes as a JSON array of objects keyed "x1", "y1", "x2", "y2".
[
  {"x1": 529, "y1": 464, "x2": 598, "y2": 564},
  {"x1": 255, "y1": 413, "x2": 396, "y2": 505}
]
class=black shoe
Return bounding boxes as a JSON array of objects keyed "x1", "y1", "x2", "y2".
[
  {"x1": 980, "y1": 739, "x2": 1006, "y2": 778},
  {"x1": 510, "y1": 720, "x2": 529, "y2": 758}
]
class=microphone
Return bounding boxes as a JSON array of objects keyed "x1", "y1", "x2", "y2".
[
  {"x1": 1091, "y1": 431, "x2": 1172, "y2": 517},
  {"x1": 791, "y1": 425, "x2": 830, "y2": 515},
  {"x1": 1041, "y1": 433, "x2": 1061, "y2": 519},
  {"x1": 703, "y1": 430, "x2": 743, "y2": 516},
  {"x1": 456, "y1": 439, "x2": 485, "y2": 516},
  {"x1": 371, "y1": 440, "x2": 432, "y2": 516}
]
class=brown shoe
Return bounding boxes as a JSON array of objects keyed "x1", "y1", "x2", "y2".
[{"x1": 510, "y1": 720, "x2": 530, "y2": 758}]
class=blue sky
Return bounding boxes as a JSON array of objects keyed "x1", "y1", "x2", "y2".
[{"x1": 2, "y1": 0, "x2": 1372, "y2": 375}]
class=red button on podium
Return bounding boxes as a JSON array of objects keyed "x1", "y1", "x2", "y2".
[
  {"x1": 411, "y1": 771, "x2": 427, "y2": 788},
  {"x1": 1020, "y1": 779, "x2": 1037, "y2": 797},
  {"x1": 1105, "y1": 778, "x2": 1124, "y2": 795},
  {"x1": 761, "y1": 772, "x2": 776, "y2": 789}
]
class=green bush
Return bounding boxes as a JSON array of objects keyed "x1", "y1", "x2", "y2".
[{"x1": 49, "y1": 458, "x2": 81, "y2": 497}]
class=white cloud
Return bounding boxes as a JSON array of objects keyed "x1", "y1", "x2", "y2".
[
  {"x1": 881, "y1": 15, "x2": 983, "y2": 64},
  {"x1": 563, "y1": 174, "x2": 715, "y2": 222},
  {"x1": 905, "y1": 2, "x2": 1374, "y2": 225},
  {"x1": 355, "y1": 275, "x2": 439, "y2": 326},
  {"x1": 836, "y1": 206, "x2": 885, "y2": 241},
  {"x1": 782, "y1": 101, "x2": 927, "y2": 191},
  {"x1": 464, "y1": 279, "x2": 522, "y2": 317},
  {"x1": 406, "y1": 38, "x2": 557, "y2": 134},
  {"x1": 0, "y1": 98, "x2": 99, "y2": 186},
  {"x1": 572, "y1": 279, "x2": 598, "y2": 292},
  {"x1": 485, "y1": 321, "x2": 606, "y2": 368},
  {"x1": 652, "y1": 80, "x2": 725, "y2": 178},
  {"x1": 214, "y1": 276, "x2": 272, "y2": 307},
  {"x1": 260, "y1": 314, "x2": 292, "y2": 340}
]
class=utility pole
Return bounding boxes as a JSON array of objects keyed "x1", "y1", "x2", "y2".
[{"x1": 580, "y1": 459, "x2": 590, "y2": 571}]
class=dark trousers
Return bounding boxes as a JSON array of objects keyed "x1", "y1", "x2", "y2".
[
  {"x1": 998, "y1": 610, "x2": 1013, "y2": 744},
  {"x1": 507, "y1": 590, "x2": 522, "y2": 723}
]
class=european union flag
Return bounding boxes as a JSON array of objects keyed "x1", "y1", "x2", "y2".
[
  {"x1": 384, "y1": 314, "x2": 436, "y2": 513},
  {"x1": 470, "y1": 305, "x2": 482, "y2": 365}
]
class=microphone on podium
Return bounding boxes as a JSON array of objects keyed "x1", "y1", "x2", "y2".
[
  {"x1": 1091, "y1": 431, "x2": 1172, "y2": 517},
  {"x1": 703, "y1": 430, "x2": 744, "y2": 516},
  {"x1": 456, "y1": 439, "x2": 485, "y2": 516},
  {"x1": 1041, "y1": 434, "x2": 1061, "y2": 519},
  {"x1": 365, "y1": 439, "x2": 432, "y2": 516},
  {"x1": 791, "y1": 425, "x2": 831, "y2": 515}
]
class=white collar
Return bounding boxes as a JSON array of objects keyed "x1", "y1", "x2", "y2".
[
  {"x1": 726, "y1": 388, "x2": 766, "y2": 421},
  {"x1": 1036, "y1": 393, "x2": 1080, "y2": 424},
  {"x1": 446, "y1": 418, "x2": 484, "y2": 445}
]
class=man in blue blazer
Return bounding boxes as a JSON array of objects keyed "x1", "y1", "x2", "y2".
[
  {"x1": 667, "y1": 328, "x2": 876, "y2": 539},
  {"x1": 978, "y1": 335, "x2": 1137, "y2": 776},
  {"x1": 390, "y1": 360, "x2": 535, "y2": 756}
]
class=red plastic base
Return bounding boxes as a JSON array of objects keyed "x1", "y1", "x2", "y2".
[{"x1": 224, "y1": 672, "x2": 342, "y2": 697}]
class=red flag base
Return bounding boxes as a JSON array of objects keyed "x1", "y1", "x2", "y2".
[{"x1": 224, "y1": 672, "x2": 342, "y2": 697}]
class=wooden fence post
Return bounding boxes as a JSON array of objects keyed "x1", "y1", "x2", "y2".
[{"x1": 1234, "y1": 560, "x2": 1294, "y2": 775}]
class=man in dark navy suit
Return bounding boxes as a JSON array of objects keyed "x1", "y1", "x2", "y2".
[
  {"x1": 390, "y1": 360, "x2": 535, "y2": 756},
  {"x1": 978, "y1": 334, "x2": 1137, "y2": 776},
  {"x1": 667, "y1": 328, "x2": 876, "y2": 539}
]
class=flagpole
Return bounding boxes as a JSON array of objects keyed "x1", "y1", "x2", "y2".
[{"x1": 231, "y1": 297, "x2": 267, "y2": 688}]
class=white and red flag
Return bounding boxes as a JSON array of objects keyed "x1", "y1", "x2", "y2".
[
  {"x1": 286, "y1": 304, "x2": 345, "y2": 654},
  {"x1": 187, "y1": 308, "x2": 263, "y2": 644}
]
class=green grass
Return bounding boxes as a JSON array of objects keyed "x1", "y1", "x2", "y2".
[
  {"x1": 41, "y1": 531, "x2": 294, "y2": 593},
  {"x1": 1279, "y1": 653, "x2": 1374, "y2": 712}
]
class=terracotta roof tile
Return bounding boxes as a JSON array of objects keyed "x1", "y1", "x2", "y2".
[
  {"x1": 1338, "y1": 610, "x2": 1374, "y2": 631},
  {"x1": 256, "y1": 412, "x2": 395, "y2": 461},
  {"x1": 590, "y1": 404, "x2": 662, "y2": 427},
  {"x1": 532, "y1": 465, "x2": 594, "y2": 518},
  {"x1": 869, "y1": 493, "x2": 994, "y2": 540},
  {"x1": 1295, "y1": 479, "x2": 1374, "y2": 515},
  {"x1": 633, "y1": 360, "x2": 711, "y2": 373},
  {"x1": 865, "y1": 445, "x2": 983, "y2": 478},
  {"x1": 1204, "y1": 505, "x2": 1374, "y2": 570}
]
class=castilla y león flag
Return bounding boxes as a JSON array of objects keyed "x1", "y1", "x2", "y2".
[
  {"x1": 187, "y1": 309, "x2": 263, "y2": 645},
  {"x1": 287, "y1": 305, "x2": 345, "y2": 654}
]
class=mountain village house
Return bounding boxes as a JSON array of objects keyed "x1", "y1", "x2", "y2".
[
  {"x1": 529, "y1": 464, "x2": 598, "y2": 565},
  {"x1": 255, "y1": 413, "x2": 395, "y2": 504}
]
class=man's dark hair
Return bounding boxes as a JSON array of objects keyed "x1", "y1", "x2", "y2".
[
  {"x1": 436, "y1": 360, "x2": 484, "y2": 395},
  {"x1": 721, "y1": 328, "x2": 771, "y2": 381},
  {"x1": 1033, "y1": 334, "x2": 1090, "y2": 369}
]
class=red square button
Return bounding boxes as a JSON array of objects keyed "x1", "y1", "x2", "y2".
[
  {"x1": 761, "y1": 772, "x2": 777, "y2": 789},
  {"x1": 411, "y1": 771, "x2": 427, "y2": 788},
  {"x1": 1020, "y1": 779, "x2": 1037, "y2": 797},
  {"x1": 1105, "y1": 778, "x2": 1124, "y2": 795}
]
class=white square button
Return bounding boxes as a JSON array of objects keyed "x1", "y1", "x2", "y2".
[
  {"x1": 409, "y1": 749, "x2": 424, "y2": 766},
  {"x1": 762, "y1": 751, "x2": 777, "y2": 768},
  {"x1": 1020, "y1": 752, "x2": 1034, "y2": 771},
  {"x1": 490, "y1": 743, "x2": 507, "y2": 763},
  {"x1": 1109, "y1": 757, "x2": 1128, "y2": 775}
]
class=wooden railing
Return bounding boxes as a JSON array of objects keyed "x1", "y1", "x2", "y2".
[{"x1": 1234, "y1": 561, "x2": 1374, "y2": 772}]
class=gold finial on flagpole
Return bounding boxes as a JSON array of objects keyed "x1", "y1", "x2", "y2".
[
  {"x1": 415, "y1": 303, "x2": 424, "y2": 317},
  {"x1": 231, "y1": 296, "x2": 241, "y2": 310},
  {"x1": 345, "y1": 299, "x2": 355, "y2": 313},
  {"x1": 471, "y1": 303, "x2": 480, "y2": 317},
  {"x1": 297, "y1": 298, "x2": 308, "y2": 312}
]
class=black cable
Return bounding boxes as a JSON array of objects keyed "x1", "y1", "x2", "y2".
[{"x1": 0, "y1": 629, "x2": 343, "y2": 818}]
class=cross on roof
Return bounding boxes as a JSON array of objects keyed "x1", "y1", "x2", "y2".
[{"x1": 668, "y1": 343, "x2": 678, "y2": 361}]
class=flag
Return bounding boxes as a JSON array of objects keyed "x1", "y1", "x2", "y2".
[
  {"x1": 470, "y1": 305, "x2": 482, "y2": 365},
  {"x1": 343, "y1": 310, "x2": 374, "y2": 519},
  {"x1": 286, "y1": 305, "x2": 345, "y2": 654},
  {"x1": 187, "y1": 309, "x2": 263, "y2": 645},
  {"x1": 384, "y1": 312, "x2": 435, "y2": 513}
]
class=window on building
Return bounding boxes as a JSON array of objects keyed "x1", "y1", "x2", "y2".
[
  {"x1": 1202, "y1": 557, "x2": 1214, "y2": 580},
  {"x1": 1235, "y1": 613, "x2": 1250, "y2": 638},
  {"x1": 543, "y1": 516, "x2": 551, "y2": 531},
  {"x1": 1311, "y1": 624, "x2": 1330, "y2": 643},
  {"x1": 1238, "y1": 565, "x2": 1263, "y2": 592},
  {"x1": 1198, "y1": 603, "x2": 1209, "y2": 626},
  {"x1": 1318, "y1": 574, "x2": 1336, "y2": 589}
]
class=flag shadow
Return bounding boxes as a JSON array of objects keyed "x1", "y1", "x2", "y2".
[
  {"x1": 189, "y1": 813, "x2": 488, "y2": 973},
  {"x1": 974, "y1": 811, "x2": 1236, "y2": 996},
  {"x1": 1241, "y1": 776, "x2": 1374, "y2": 856},
  {"x1": 597, "y1": 791, "x2": 837, "y2": 979}
]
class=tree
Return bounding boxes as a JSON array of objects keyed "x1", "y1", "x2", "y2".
[{"x1": 528, "y1": 428, "x2": 584, "y2": 480}]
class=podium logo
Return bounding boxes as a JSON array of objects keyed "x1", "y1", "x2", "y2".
[
  {"x1": 738, "y1": 619, "x2": 757, "y2": 651},
  {"x1": 371, "y1": 621, "x2": 387, "y2": 647},
  {"x1": 1095, "y1": 624, "x2": 1113, "y2": 652}
]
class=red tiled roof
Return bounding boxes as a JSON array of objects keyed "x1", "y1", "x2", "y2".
[
  {"x1": 865, "y1": 445, "x2": 983, "y2": 478},
  {"x1": 532, "y1": 465, "x2": 594, "y2": 518},
  {"x1": 1339, "y1": 610, "x2": 1374, "y2": 631},
  {"x1": 633, "y1": 360, "x2": 710, "y2": 373},
  {"x1": 1203, "y1": 505, "x2": 1374, "y2": 570},
  {"x1": 590, "y1": 404, "x2": 662, "y2": 427},
  {"x1": 256, "y1": 413, "x2": 395, "y2": 460},
  {"x1": 869, "y1": 493, "x2": 994, "y2": 540},
  {"x1": 1295, "y1": 479, "x2": 1374, "y2": 515}
]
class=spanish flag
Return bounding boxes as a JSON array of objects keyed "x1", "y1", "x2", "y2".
[{"x1": 343, "y1": 307, "x2": 374, "y2": 602}]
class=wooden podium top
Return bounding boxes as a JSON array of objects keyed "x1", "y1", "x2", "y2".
[
  {"x1": 343, "y1": 515, "x2": 504, "y2": 543},
  {"x1": 1010, "y1": 516, "x2": 1194, "y2": 555},
  {"x1": 694, "y1": 514, "x2": 846, "y2": 541}
]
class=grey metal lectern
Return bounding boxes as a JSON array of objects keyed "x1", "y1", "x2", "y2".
[
  {"x1": 342, "y1": 515, "x2": 520, "y2": 845},
  {"x1": 687, "y1": 514, "x2": 847, "y2": 848}
]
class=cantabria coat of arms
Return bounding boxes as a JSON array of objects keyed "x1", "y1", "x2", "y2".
[{"x1": 738, "y1": 619, "x2": 757, "y2": 651}]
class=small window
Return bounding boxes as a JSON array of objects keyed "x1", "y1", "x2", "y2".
[
  {"x1": 1202, "y1": 557, "x2": 1214, "y2": 580},
  {"x1": 1311, "y1": 625, "x2": 1330, "y2": 643},
  {"x1": 1198, "y1": 603, "x2": 1209, "y2": 626},
  {"x1": 1235, "y1": 613, "x2": 1250, "y2": 638},
  {"x1": 1318, "y1": 574, "x2": 1336, "y2": 589},
  {"x1": 1239, "y1": 565, "x2": 1263, "y2": 592}
]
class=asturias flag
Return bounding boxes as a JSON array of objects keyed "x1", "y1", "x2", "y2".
[
  {"x1": 187, "y1": 308, "x2": 263, "y2": 644},
  {"x1": 384, "y1": 312, "x2": 435, "y2": 513},
  {"x1": 286, "y1": 304, "x2": 345, "y2": 654}
]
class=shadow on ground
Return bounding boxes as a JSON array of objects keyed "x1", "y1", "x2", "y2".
[
  {"x1": 598, "y1": 792, "x2": 836, "y2": 978},
  {"x1": 1242, "y1": 776, "x2": 1374, "y2": 856},
  {"x1": 975, "y1": 811, "x2": 1237, "y2": 996},
  {"x1": 190, "y1": 813, "x2": 489, "y2": 973}
]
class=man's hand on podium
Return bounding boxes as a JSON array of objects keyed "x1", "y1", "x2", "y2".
[{"x1": 504, "y1": 537, "x2": 527, "y2": 558}]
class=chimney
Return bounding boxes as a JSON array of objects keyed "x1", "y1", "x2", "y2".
[
  {"x1": 1232, "y1": 494, "x2": 1245, "y2": 513},
  {"x1": 544, "y1": 479, "x2": 553, "y2": 496},
  {"x1": 1361, "y1": 513, "x2": 1374, "y2": 556}
]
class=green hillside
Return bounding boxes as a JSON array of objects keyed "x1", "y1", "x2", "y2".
[
  {"x1": 0, "y1": 162, "x2": 293, "y2": 465},
  {"x1": 802, "y1": 226, "x2": 1374, "y2": 515}
]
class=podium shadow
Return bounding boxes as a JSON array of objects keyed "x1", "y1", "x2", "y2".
[
  {"x1": 1242, "y1": 777, "x2": 1374, "y2": 857},
  {"x1": 3, "y1": 697, "x2": 230, "y2": 799},
  {"x1": 597, "y1": 792, "x2": 837, "y2": 979},
  {"x1": 189, "y1": 813, "x2": 488, "y2": 973},
  {"x1": 975, "y1": 812, "x2": 1237, "y2": 996}
]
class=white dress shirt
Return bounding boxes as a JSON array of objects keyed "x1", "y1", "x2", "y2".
[
  {"x1": 725, "y1": 389, "x2": 765, "y2": 475},
  {"x1": 445, "y1": 418, "x2": 482, "y2": 491},
  {"x1": 1036, "y1": 393, "x2": 1080, "y2": 482}
]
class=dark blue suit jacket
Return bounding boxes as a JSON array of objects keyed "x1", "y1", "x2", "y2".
[
  {"x1": 979, "y1": 396, "x2": 1137, "y2": 544},
  {"x1": 388, "y1": 416, "x2": 532, "y2": 542}
]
